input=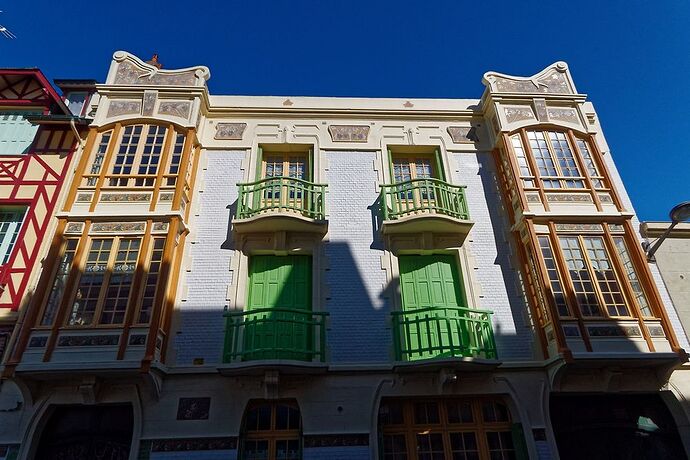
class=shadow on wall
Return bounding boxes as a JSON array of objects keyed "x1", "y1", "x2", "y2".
[{"x1": 475, "y1": 152, "x2": 536, "y2": 359}]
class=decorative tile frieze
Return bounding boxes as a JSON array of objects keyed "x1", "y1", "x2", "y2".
[
  {"x1": 159, "y1": 192, "x2": 174, "y2": 201},
  {"x1": 177, "y1": 397, "x2": 211, "y2": 420},
  {"x1": 57, "y1": 335, "x2": 120, "y2": 347},
  {"x1": 159, "y1": 101, "x2": 191, "y2": 119},
  {"x1": 150, "y1": 437, "x2": 237, "y2": 452},
  {"x1": 100, "y1": 193, "x2": 151, "y2": 202},
  {"x1": 555, "y1": 223, "x2": 603, "y2": 233},
  {"x1": 107, "y1": 100, "x2": 141, "y2": 118},
  {"x1": 504, "y1": 106, "x2": 536, "y2": 123},
  {"x1": 598, "y1": 193, "x2": 614, "y2": 204},
  {"x1": 153, "y1": 222, "x2": 169, "y2": 232},
  {"x1": 328, "y1": 125, "x2": 370, "y2": 142},
  {"x1": 526, "y1": 193, "x2": 541, "y2": 203},
  {"x1": 66, "y1": 222, "x2": 85, "y2": 233},
  {"x1": 214, "y1": 123, "x2": 247, "y2": 140},
  {"x1": 304, "y1": 434, "x2": 369, "y2": 448},
  {"x1": 562, "y1": 325, "x2": 581, "y2": 337},
  {"x1": 92, "y1": 222, "x2": 146, "y2": 233},
  {"x1": 76, "y1": 193, "x2": 93, "y2": 202},
  {"x1": 129, "y1": 334, "x2": 147, "y2": 345},
  {"x1": 647, "y1": 325, "x2": 666, "y2": 338},
  {"x1": 546, "y1": 193, "x2": 593, "y2": 203},
  {"x1": 28, "y1": 336, "x2": 48, "y2": 348},
  {"x1": 447, "y1": 126, "x2": 478, "y2": 143},
  {"x1": 547, "y1": 108, "x2": 579, "y2": 123},
  {"x1": 587, "y1": 325, "x2": 642, "y2": 338},
  {"x1": 142, "y1": 91, "x2": 157, "y2": 116},
  {"x1": 608, "y1": 224, "x2": 625, "y2": 234}
]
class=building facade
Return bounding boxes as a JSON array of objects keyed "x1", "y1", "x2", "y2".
[{"x1": 0, "y1": 52, "x2": 688, "y2": 460}]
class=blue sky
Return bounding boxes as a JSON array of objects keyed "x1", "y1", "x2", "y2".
[{"x1": 1, "y1": 1, "x2": 688, "y2": 221}]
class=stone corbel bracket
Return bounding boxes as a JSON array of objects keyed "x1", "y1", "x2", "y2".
[
  {"x1": 107, "y1": 50, "x2": 211, "y2": 87},
  {"x1": 482, "y1": 61, "x2": 577, "y2": 95}
]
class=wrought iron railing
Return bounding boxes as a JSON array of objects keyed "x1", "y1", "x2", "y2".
[
  {"x1": 380, "y1": 178, "x2": 469, "y2": 221},
  {"x1": 236, "y1": 177, "x2": 327, "y2": 220},
  {"x1": 392, "y1": 306, "x2": 496, "y2": 361},
  {"x1": 223, "y1": 307, "x2": 328, "y2": 362}
]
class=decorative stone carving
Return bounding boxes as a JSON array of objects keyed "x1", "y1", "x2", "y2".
[
  {"x1": 504, "y1": 106, "x2": 536, "y2": 123},
  {"x1": 142, "y1": 91, "x2": 157, "y2": 116},
  {"x1": 177, "y1": 397, "x2": 211, "y2": 420},
  {"x1": 598, "y1": 193, "x2": 614, "y2": 204},
  {"x1": 76, "y1": 193, "x2": 93, "y2": 202},
  {"x1": 547, "y1": 108, "x2": 579, "y2": 123},
  {"x1": 66, "y1": 222, "x2": 85, "y2": 233},
  {"x1": 92, "y1": 222, "x2": 146, "y2": 233},
  {"x1": 57, "y1": 335, "x2": 120, "y2": 347},
  {"x1": 150, "y1": 437, "x2": 237, "y2": 452},
  {"x1": 112, "y1": 51, "x2": 210, "y2": 87},
  {"x1": 483, "y1": 62, "x2": 575, "y2": 95},
  {"x1": 159, "y1": 193, "x2": 174, "y2": 202},
  {"x1": 304, "y1": 434, "x2": 369, "y2": 448},
  {"x1": 447, "y1": 126, "x2": 478, "y2": 143},
  {"x1": 214, "y1": 123, "x2": 247, "y2": 140},
  {"x1": 328, "y1": 125, "x2": 370, "y2": 142},
  {"x1": 526, "y1": 193, "x2": 541, "y2": 203},
  {"x1": 159, "y1": 101, "x2": 191, "y2": 119},
  {"x1": 100, "y1": 193, "x2": 151, "y2": 202},
  {"x1": 107, "y1": 100, "x2": 141, "y2": 117}
]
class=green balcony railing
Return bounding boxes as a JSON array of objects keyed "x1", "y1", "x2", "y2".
[
  {"x1": 392, "y1": 306, "x2": 497, "y2": 361},
  {"x1": 236, "y1": 176, "x2": 327, "y2": 220},
  {"x1": 223, "y1": 308, "x2": 328, "y2": 363},
  {"x1": 380, "y1": 178, "x2": 469, "y2": 221}
]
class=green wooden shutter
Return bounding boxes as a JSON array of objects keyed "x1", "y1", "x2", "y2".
[
  {"x1": 245, "y1": 255, "x2": 312, "y2": 360},
  {"x1": 398, "y1": 255, "x2": 468, "y2": 360},
  {"x1": 0, "y1": 113, "x2": 39, "y2": 155},
  {"x1": 434, "y1": 147, "x2": 446, "y2": 181},
  {"x1": 511, "y1": 423, "x2": 529, "y2": 460}
]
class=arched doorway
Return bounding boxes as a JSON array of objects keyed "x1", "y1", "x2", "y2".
[
  {"x1": 34, "y1": 404, "x2": 133, "y2": 460},
  {"x1": 240, "y1": 400, "x2": 301, "y2": 460}
]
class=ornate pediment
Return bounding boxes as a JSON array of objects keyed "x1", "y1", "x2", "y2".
[
  {"x1": 482, "y1": 62, "x2": 577, "y2": 95},
  {"x1": 107, "y1": 51, "x2": 210, "y2": 87}
]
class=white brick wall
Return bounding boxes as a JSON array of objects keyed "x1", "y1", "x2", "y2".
[
  {"x1": 304, "y1": 446, "x2": 370, "y2": 460},
  {"x1": 172, "y1": 151, "x2": 245, "y2": 365},
  {"x1": 150, "y1": 450, "x2": 236, "y2": 460},
  {"x1": 324, "y1": 151, "x2": 390, "y2": 363},
  {"x1": 454, "y1": 152, "x2": 534, "y2": 360}
]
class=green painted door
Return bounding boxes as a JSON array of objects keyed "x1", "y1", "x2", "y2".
[
  {"x1": 398, "y1": 255, "x2": 468, "y2": 360},
  {"x1": 245, "y1": 255, "x2": 312, "y2": 360}
]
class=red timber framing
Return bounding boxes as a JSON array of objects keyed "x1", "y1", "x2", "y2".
[
  {"x1": 0, "y1": 69, "x2": 83, "y2": 312},
  {"x1": 494, "y1": 126, "x2": 683, "y2": 357}
]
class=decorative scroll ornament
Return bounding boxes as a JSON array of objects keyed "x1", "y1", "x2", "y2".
[
  {"x1": 328, "y1": 125, "x2": 370, "y2": 142},
  {"x1": 214, "y1": 123, "x2": 247, "y2": 140},
  {"x1": 483, "y1": 62, "x2": 577, "y2": 95},
  {"x1": 447, "y1": 126, "x2": 478, "y2": 143},
  {"x1": 110, "y1": 51, "x2": 210, "y2": 87},
  {"x1": 504, "y1": 106, "x2": 536, "y2": 123},
  {"x1": 107, "y1": 100, "x2": 141, "y2": 117},
  {"x1": 159, "y1": 101, "x2": 191, "y2": 118}
]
